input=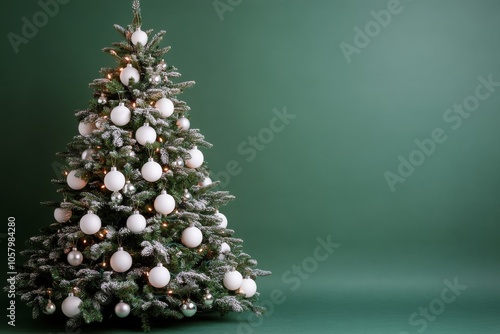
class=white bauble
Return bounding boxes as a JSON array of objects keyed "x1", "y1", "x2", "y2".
[
  {"x1": 198, "y1": 177, "x2": 212, "y2": 187},
  {"x1": 141, "y1": 158, "x2": 162, "y2": 182},
  {"x1": 110, "y1": 247, "x2": 133, "y2": 272},
  {"x1": 120, "y1": 64, "x2": 140, "y2": 86},
  {"x1": 220, "y1": 242, "x2": 231, "y2": 254},
  {"x1": 61, "y1": 293, "x2": 82, "y2": 318},
  {"x1": 185, "y1": 147, "x2": 204, "y2": 169},
  {"x1": 104, "y1": 167, "x2": 126, "y2": 192},
  {"x1": 135, "y1": 123, "x2": 157, "y2": 146},
  {"x1": 114, "y1": 301, "x2": 131, "y2": 318},
  {"x1": 155, "y1": 98, "x2": 174, "y2": 118},
  {"x1": 176, "y1": 116, "x2": 190, "y2": 130},
  {"x1": 131, "y1": 28, "x2": 148, "y2": 46},
  {"x1": 79, "y1": 210, "x2": 101, "y2": 235},
  {"x1": 181, "y1": 226, "x2": 203, "y2": 248},
  {"x1": 54, "y1": 207, "x2": 72, "y2": 223},
  {"x1": 67, "y1": 170, "x2": 87, "y2": 190},
  {"x1": 110, "y1": 102, "x2": 131, "y2": 126},
  {"x1": 239, "y1": 278, "x2": 257, "y2": 298},
  {"x1": 218, "y1": 242, "x2": 231, "y2": 260},
  {"x1": 126, "y1": 210, "x2": 146, "y2": 233},
  {"x1": 148, "y1": 263, "x2": 171, "y2": 288},
  {"x1": 78, "y1": 121, "x2": 96, "y2": 136},
  {"x1": 223, "y1": 270, "x2": 243, "y2": 291},
  {"x1": 215, "y1": 211, "x2": 228, "y2": 228},
  {"x1": 67, "y1": 248, "x2": 83, "y2": 266},
  {"x1": 154, "y1": 190, "x2": 175, "y2": 215}
]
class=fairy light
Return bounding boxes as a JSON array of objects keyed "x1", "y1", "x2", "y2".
[
  {"x1": 161, "y1": 222, "x2": 168, "y2": 228},
  {"x1": 63, "y1": 171, "x2": 69, "y2": 176},
  {"x1": 155, "y1": 148, "x2": 160, "y2": 152},
  {"x1": 132, "y1": 102, "x2": 136, "y2": 108},
  {"x1": 100, "y1": 185, "x2": 106, "y2": 189},
  {"x1": 107, "y1": 73, "x2": 112, "y2": 79},
  {"x1": 110, "y1": 50, "x2": 117, "y2": 56},
  {"x1": 119, "y1": 67, "x2": 124, "y2": 72},
  {"x1": 167, "y1": 290, "x2": 173, "y2": 295},
  {"x1": 147, "y1": 206, "x2": 153, "y2": 212},
  {"x1": 158, "y1": 137, "x2": 163, "y2": 143},
  {"x1": 163, "y1": 167, "x2": 169, "y2": 172},
  {"x1": 124, "y1": 56, "x2": 131, "y2": 62}
]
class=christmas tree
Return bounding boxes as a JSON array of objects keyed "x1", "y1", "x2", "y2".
[{"x1": 14, "y1": 1, "x2": 270, "y2": 331}]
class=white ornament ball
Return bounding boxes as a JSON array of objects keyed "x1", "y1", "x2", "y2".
[
  {"x1": 79, "y1": 211, "x2": 101, "y2": 235},
  {"x1": 114, "y1": 301, "x2": 131, "y2": 318},
  {"x1": 220, "y1": 242, "x2": 231, "y2": 254},
  {"x1": 67, "y1": 170, "x2": 87, "y2": 190},
  {"x1": 67, "y1": 248, "x2": 83, "y2": 266},
  {"x1": 223, "y1": 270, "x2": 243, "y2": 291},
  {"x1": 127, "y1": 210, "x2": 146, "y2": 233},
  {"x1": 148, "y1": 263, "x2": 171, "y2": 288},
  {"x1": 61, "y1": 293, "x2": 82, "y2": 318},
  {"x1": 239, "y1": 278, "x2": 257, "y2": 298},
  {"x1": 120, "y1": 64, "x2": 140, "y2": 86},
  {"x1": 215, "y1": 211, "x2": 228, "y2": 228},
  {"x1": 104, "y1": 167, "x2": 126, "y2": 192},
  {"x1": 181, "y1": 226, "x2": 203, "y2": 248},
  {"x1": 131, "y1": 28, "x2": 148, "y2": 46},
  {"x1": 155, "y1": 98, "x2": 174, "y2": 118},
  {"x1": 198, "y1": 177, "x2": 212, "y2": 187},
  {"x1": 176, "y1": 116, "x2": 190, "y2": 130},
  {"x1": 54, "y1": 207, "x2": 72, "y2": 223},
  {"x1": 135, "y1": 123, "x2": 157, "y2": 146},
  {"x1": 154, "y1": 190, "x2": 175, "y2": 215},
  {"x1": 185, "y1": 147, "x2": 204, "y2": 169},
  {"x1": 110, "y1": 247, "x2": 133, "y2": 272},
  {"x1": 110, "y1": 103, "x2": 131, "y2": 126},
  {"x1": 81, "y1": 148, "x2": 95, "y2": 161},
  {"x1": 78, "y1": 121, "x2": 96, "y2": 136},
  {"x1": 141, "y1": 158, "x2": 162, "y2": 182}
]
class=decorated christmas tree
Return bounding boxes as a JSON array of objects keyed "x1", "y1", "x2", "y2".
[{"x1": 14, "y1": 1, "x2": 270, "y2": 331}]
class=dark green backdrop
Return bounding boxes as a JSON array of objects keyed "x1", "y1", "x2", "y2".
[{"x1": 1, "y1": 0, "x2": 500, "y2": 333}]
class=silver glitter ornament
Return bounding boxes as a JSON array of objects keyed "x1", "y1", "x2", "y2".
[
  {"x1": 182, "y1": 189, "x2": 192, "y2": 202},
  {"x1": 81, "y1": 148, "x2": 95, "y2": 161},
  {"x1": 114, "y1": 300, "x2": 130, "y2": 318},
  {"x1": 121, "y1": 181, "x2": 136, "y2": 196},
  {"x1": 111, "y1": 191, "x2": 123, "y2": 204},
  {"x1": 98, "y1": 94, "x2": 107, "y2": 104},
  {"x1": 67, "y1": 247, "x2": 83, "y2": 266},
  {"x1": 44, "y1": 300, "x2": 56, "y2": 314},
  {"x1": 203, "y1": 290, "x2": 214, "y2": 306},
  {"x1": 180, "y1": 299, "x2": 197, "y2": 317},
  {"x1": 171, "y1": 158, "x2": 184, "y2": 168}
]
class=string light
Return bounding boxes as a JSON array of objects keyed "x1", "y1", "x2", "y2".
[
  {"x1": 167, "y1": 290, "x2": 173, "y2": 295},
  {"x1": 147, "y1": 206, "x2": 153, "y2": 212},
  {"x1": 163, "y1": 167, "x2": 169, "y2": 172},
  {"x1": 158, "y1": 137, "x2": 163, "y2": 143},
  {"x1": 100, "y1": 185, "x2": 106, "y2": 189},
  {"x1": 132, "y1": 102, "x2": 136, "y2": 108},
  {"x1": 107, "y1": 73, "x2": 112, "y2": 79},
  {"x1": 110, "y1": 50, "x2": 117, "y2": 56},
  {"x1": 63, "y1": 171, "x2": 69, "y2": 176},
  {"x1": 119, "y1": 67, "x2": 124, "y2": 72},
  {"x1": 161, "y1": 222, "x2": 168, "y2": 228},
  {"x1": 124, "y1": 56, "x2": 131, "y2": 62}
]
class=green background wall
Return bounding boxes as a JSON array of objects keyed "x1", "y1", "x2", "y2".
[{"x1": 1, "y1": 0, "x2": 500, "y2": 333}]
